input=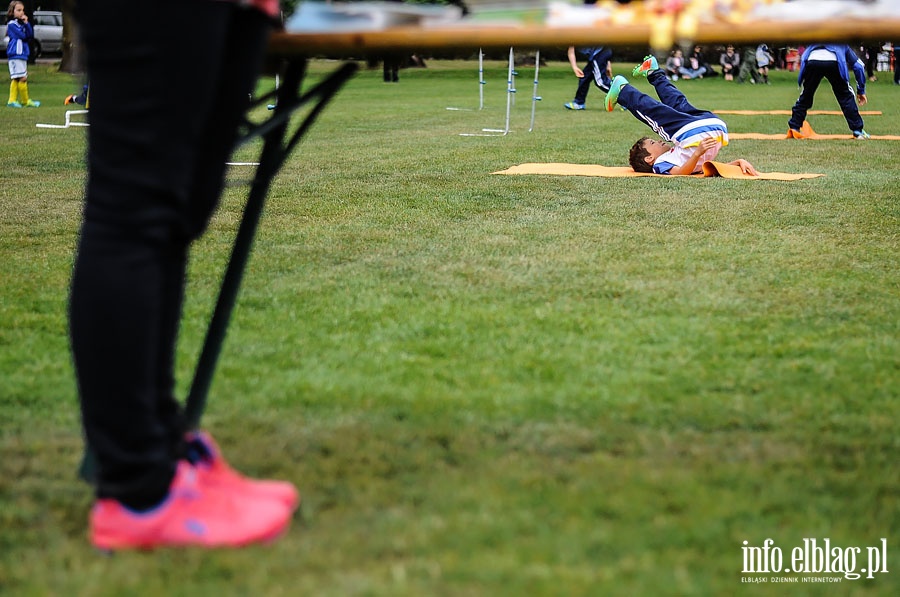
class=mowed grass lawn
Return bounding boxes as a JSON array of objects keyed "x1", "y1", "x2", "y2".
[{"x1": 1, "y1": 57, "x2": 898, "y2": 595}]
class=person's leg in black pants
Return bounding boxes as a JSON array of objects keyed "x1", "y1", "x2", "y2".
[
  {"x1": 70, "y1": 0, "x2": 270, "y2": 509},
  {"x1": 788, "y1": 61, "x2": 827, "y2": 132},
  {"x1": 383, "y1": 56, "x2": 400, "y2": 82},
  {"x1": 895, "y1": 46, "x2": 900, "y2": 85},
  {"x1": 572, "y1": 58, "x2": 595, "y2": 106},
  {"x1": 823, "y1": 64, "x2": 865, "y2": 133}
]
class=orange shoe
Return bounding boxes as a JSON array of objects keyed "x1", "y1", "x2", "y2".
[
  {"x1": 89, "y1": 461, "x2": 292, "y2": 550},
  {"x1": 186, "y1": 431, "x2": 300, "y2": 511}
]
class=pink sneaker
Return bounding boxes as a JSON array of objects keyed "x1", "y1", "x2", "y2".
[
  {"x1": 89, "y1": 461, "x2": 292, "y2": 550},
  {"x1": 185, "y1": 431, "x2": 300, "y2": 511}
]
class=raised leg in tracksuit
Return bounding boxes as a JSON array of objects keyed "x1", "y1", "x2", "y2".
[{"x1": 618, "y1": 70, "x2": 720, "y2": 141}]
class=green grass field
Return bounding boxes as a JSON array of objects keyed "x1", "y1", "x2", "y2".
[{"x1": 1, "y1": 57, "x2": 898, "y2": 595}]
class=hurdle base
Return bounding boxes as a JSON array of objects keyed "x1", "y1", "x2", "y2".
[{"x1": 36, "y1": 109, "x2": 89, "y2": 129}]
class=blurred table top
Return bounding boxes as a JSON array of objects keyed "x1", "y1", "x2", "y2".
[{"x1": 270, "y1": 19, "x2": 900, "y2": 57}]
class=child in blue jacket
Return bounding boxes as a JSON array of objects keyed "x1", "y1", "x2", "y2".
[
  {"x1": 788, "y1": 44, "x2": 868, "y2": 139},
  {"x1": 6, "y1": 1, "x2": 40, "y2": 107}
]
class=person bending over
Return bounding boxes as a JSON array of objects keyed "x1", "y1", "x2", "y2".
[{"x1": 788, "y1": 43, "x2": 870, "y2": 139}]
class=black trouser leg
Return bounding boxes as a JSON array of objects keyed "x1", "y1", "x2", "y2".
[
  {"x1": 788, "y1": 63, "x2": 825, "y2": 131},
  {"x1": 70, "y1": 0, "x2": 271, "y2": 506}
]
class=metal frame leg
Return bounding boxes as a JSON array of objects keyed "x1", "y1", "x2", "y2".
[{"x1": 183, "y1": 59, "x2": 358, "y2": 428}]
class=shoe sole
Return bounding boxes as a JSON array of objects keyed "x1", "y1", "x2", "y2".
[
  {"x1": 632, "y1": 56, "x2": 658, "y2": 77},
  {"x1": 605, "y1": 79, "x2": 625, "y2": 112},
  {"x1": 91, "y1": 516, "x2": 292, "y2": 550}
]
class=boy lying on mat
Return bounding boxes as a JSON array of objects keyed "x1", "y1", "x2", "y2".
[{"x1": 606, "y1": 56, "x2": 759, "y2": 177}]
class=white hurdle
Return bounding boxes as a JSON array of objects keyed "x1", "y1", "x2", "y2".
[
  {"x1": 460, "y1": 47, "x2": 515, "y2": 137},
  {"x1": 479, "y1": 48, "x2": 485, "y2": 110},
  {"x1": 510, "y1": 56, "x2": 518, "y2": 108},
  {"x1": 458, "y1": 48, "x2": 541, "y2": 136},
  {"x1": 36, "y1": 109, "x2": 89, "y2": 129},
  {"x1": 529, "y1": 49, "x2": 542, "y2": 132},
  {"x1": 446, "y1": 48, "x2": 486, "y2": 112}
]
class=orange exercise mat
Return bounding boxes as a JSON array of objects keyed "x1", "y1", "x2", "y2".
[
  {"x1": 732, "y1": 121, "x2": 900, "y2": 140},
  {"x1": 493, "y1": 161, "x2": 824, "y2": 181},
  {"x1": 715, "y1": 110, "x2": 882, "y2": 115}
]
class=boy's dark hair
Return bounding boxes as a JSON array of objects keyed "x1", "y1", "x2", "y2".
[{"x1": 629, "y1": 137, "x2": 653, "y2": 173}]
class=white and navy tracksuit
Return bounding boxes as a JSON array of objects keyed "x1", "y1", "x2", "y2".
[
  {"x1": 619, "y1": 70, "x2": 728, "y2": 175},
  {"x1": 788, "y1": 44, "x2": 866, "y2": 134}
]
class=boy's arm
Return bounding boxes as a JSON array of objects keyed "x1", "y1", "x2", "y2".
[
  {"x1": 726, "y1": 159, "x2": 759, "y2": 176},
  {"x1": 567, "y1": 47, "x2": 583, "y2": 77},
  {"x1": 845, "y1": 47, "x2": 868, "y2": 102},
  {"x1": 668, "y1": 154, "x2": 703, "y2": 176},
  {"x1": 668, "y1": 138, "x2": 719, "y2": 176}
]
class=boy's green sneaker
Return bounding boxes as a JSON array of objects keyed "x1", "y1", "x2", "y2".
[
  {"x1": 633, "y1": 55, "x2": 659, "y2": 77},
  {"x1": 7, "y1": 101, "x2": 23, "y2": 108},
  {"x1": 25, "y1": 99, "x2": 41, "y2": 108},
  {"x1": 605, "y1": 75, "x2": 628, "y2": 112},
  {"x1": 853, "y1": 130, "x2": 870, "y2": 139}
]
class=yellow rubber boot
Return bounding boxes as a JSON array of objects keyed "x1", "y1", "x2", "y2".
[
  {"x1": 8, "y1": 80, "x2": 21, "y2": 107},
  {"x1": 18, "y1": 81, "x2": 40, "y2": 107}
]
